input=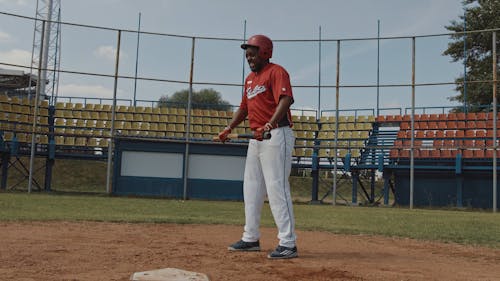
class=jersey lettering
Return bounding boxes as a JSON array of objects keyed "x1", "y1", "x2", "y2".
[{"x1": 246, "y1": 85, "x2": 266, "y2": 99}]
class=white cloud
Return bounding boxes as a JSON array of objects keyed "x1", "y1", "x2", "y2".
[
  {"x1": 0, "y1": 0, "x2": 27, "y2": 5},
  {"x1": 0, "y1": 48, "x2": 31, "y2": 68},
  {"x1": 93, "y1": 45, "x2": 127, "y2": 61},
  {"x1": 0, "y1": 30, "x2": 12, "y2": 42},
  {"x1": 58, "y1": 83, "x2": 120, "y2": 99}
]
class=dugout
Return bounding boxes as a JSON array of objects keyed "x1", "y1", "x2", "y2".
[
  {"x1": 112, "y1": 137, "x2": 248, "y2": 200},
  {"x1": 386, "y1": 159, "x2": 500, "y2": 209}
]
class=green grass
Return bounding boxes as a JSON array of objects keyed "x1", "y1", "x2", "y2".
[{"x1": 1, "y1": 192, "x2": 499, "y2": 248}]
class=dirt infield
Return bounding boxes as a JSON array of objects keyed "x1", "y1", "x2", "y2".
[{"x1": 0, "y1": 222, "x2": 499, "y2": 281}]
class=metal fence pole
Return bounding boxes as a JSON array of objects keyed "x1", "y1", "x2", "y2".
[
  {"x1": 28, "y1": 20, "x2": 45, "y2": 194},
  {"x1": 410, "y1": 37, "x2": 416, "y2": 210},
  {"x1": 333, "y1": 40, "x2": 340, "y2": 206},
  {"x1": 318, "y1": 26, "x2": 322, "y2": 121},
  {"x1": 493, "y1": 31, "x2": 497, "y2": 213},
  {"x1": 376, "y1": 20, "x2": 380, "y2": 116},
  {"x1": 241, "y1": 20, "x2": 247, "y2": 97},
  {"x1": 105, "y1": 30, "x2": 121, "y2": 194},
  {"x1": 183, "y1": 37, "x2": 196, "y2": 200},
  {"x1": 133, "y1": 12, "x2": 141, "y2": 107}
]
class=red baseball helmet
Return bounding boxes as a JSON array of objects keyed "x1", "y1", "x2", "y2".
[{"x1": 241, "y1": 34, "x2": 273, "y2": 60}]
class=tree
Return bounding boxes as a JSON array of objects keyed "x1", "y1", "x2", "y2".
[
  {"x1": 443, "y1": 0, "x2": 500, "y2": 112},
  {"x1": 158, "y1": 88, "x2": 232, "y2": 111}
]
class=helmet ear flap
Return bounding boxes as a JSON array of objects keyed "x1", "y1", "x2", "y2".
[{"x1": 241, "y1": 35, "x2": 273, "y2": 60}]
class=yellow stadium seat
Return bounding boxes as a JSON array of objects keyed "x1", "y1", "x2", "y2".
[
  {"x1": 356, "y1": 115, "x2": 367, "y2": 122},
  {"x1": 158, "y1": 115, "x2": 167, "y2": 123},
  {"x1": 75, "y1": 137, "x2": 87, "y2": 146},
  {"x1": 117, "y1": 105, "x2": 127, "y2": 112},
  {"x1": 39, "y1": 135, "x2": 49, "y2": 144},
  {"x1": 131, "y1": 122, "x2": 140, "y2": 130},
  {"x1": 99, "y1": 138, "x2": 109, "y2": 147},
  {"x1": 209, "y1": 110, "x2": 219, "y2": 117},
  {"x1": 0, "y1": 95, "x2": 8, "y2": 103},
  {"x1": 55, "y1": 102, "x2": 65, "y2": 110},
  {"x1": 95, "y1": 120, "x2": 106, "y2": 129},
  {"x1": 167, "y1": 124, "x2": 176, "y2": 131},
  {"x1": 338, "y1": 116, "x2": 348, "y2": 123},
  {"x1": 175, "y1": 124, "x2": 185, "y2": 132},
  {"x1": 81, "y1": 111, "x2": 91, "y2": 119},
  {"x1": 211, "y1": 118, "x2": 220, "y2": 126},
  {"x1": 152, "y1": 107, "x2": 161, "y2": 114},
  {"x1": 177, "y1": 116, "x2": 186, "y2": 123},
  {"x1": 177, "y1": 108, "x2": 186, "y2": 115},
  {"x1": 158, "y1": 123, "x2": 167, "y2": 131},
  {"x1": 84, "y1": 103, "x2": 94, "y2": 111},
  {"x1": 167, "y1": 115, "x2": 176, "y2": 123},
  {"x1": 157, "y1": 107, "x2": 167, "y2": 115},
  {"x1": 123, "y1": 122, "x2": 132, "y2": 130},
  {"x1": 351, "y1": 150, "x2": 361, "y2": 158},
  {"x1": 63, "y1": 110, "x2": 73, "y2": 119},
  {"x1": 74, "y1": 103, "x2": 84, "y2": 110},
  {"x1": 55, "y1": 136, "x2": 64, "y2": 145},
  {"x1": 99, "y1": 112, "x2": 109, "y2": 120},
  {"x1": 88, "y1": 138, "x2": 99, "y2": 147},
  {"x1": 149, "y1": 123, "x2": 158, "y2": 131},
  {"x1": 114, "y1": 121, "x2": 124, "y2": 130},
  {"x1": 64, "y1": 137, "x2": 75, "y2": 146},
  {"x1": 293, "y1": 148, "x2": 305, "y2": 157},
  {"x1": 318, "y1": 149, "x2": 330, "y2": 158}
]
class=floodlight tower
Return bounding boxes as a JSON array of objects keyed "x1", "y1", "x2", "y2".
[
  {"x1": 28, "y1": 0, "x2": 61, "y2": 194},
  {"x1": 31, "y1": 0, "x2": 61, "y2": 104}
]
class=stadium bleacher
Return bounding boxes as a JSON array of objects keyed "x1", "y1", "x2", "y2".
[
  {"x1": 2, "y1": 94, "x2": 499, "y2": 207},
  {"x1": 389, "y1": 112, "x2": 500, "y2": 160}
]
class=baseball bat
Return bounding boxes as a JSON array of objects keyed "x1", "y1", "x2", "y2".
[{"x1": 212, "y1": 131, "x2": 271, "y2": 142}]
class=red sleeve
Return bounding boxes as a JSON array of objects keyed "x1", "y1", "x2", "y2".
[{"x1": 271, "y1": 66, "x2": 294, "y2": 105}]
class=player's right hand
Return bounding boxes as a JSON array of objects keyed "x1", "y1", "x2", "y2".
[
  {"x1": 218, "y1": 126, "x2": 232, "y2": 143},
  {"x1": 253, "y1": 127, "x2": 265, "y2": 141}
]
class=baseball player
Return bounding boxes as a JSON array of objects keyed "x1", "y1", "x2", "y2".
[{"x1": 218, "y1": 34, "x2": 297, "y2": 259}]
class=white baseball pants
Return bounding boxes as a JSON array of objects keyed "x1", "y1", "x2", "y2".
[{"x1": 241, "y1": 126, "x2": 296, "y2": 248}]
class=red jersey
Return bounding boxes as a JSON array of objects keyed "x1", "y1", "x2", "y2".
[{"x1": 240, "y1": 63, "x2": 294, "y2": 130}]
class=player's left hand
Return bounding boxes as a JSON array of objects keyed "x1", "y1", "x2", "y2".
[
  {"x1": 254, "y1": 122, "x2": 275, "y2": 141},
  {"x1": 263, "y1": 122, "x2": 276, "y2": 131},
  {"x1": 253, "y1": 127, "x2": 264, "y2": 141}
]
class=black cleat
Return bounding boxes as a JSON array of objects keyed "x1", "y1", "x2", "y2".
[
  {"x1": 228, "y1": 240, "x2": 260, "y2": 252},
  {"x1": 267, "y1": 245, "x2": 298, "y2": 259}
]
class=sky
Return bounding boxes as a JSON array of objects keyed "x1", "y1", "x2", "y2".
[{"x1": 0, "y1": 0, "x2": 467, "y2": 115}]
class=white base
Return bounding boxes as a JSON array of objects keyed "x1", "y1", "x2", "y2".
[{"x1": 130, "y1": 268, "x2": 210, "y2": 281}]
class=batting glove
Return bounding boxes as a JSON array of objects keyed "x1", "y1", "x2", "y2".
[
  {"x1": 218, "y1": 126, "x2": 232, "y2": 143},
  {"x1": 254, "y1": 122, "x2": 276, "y2": 141}
]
